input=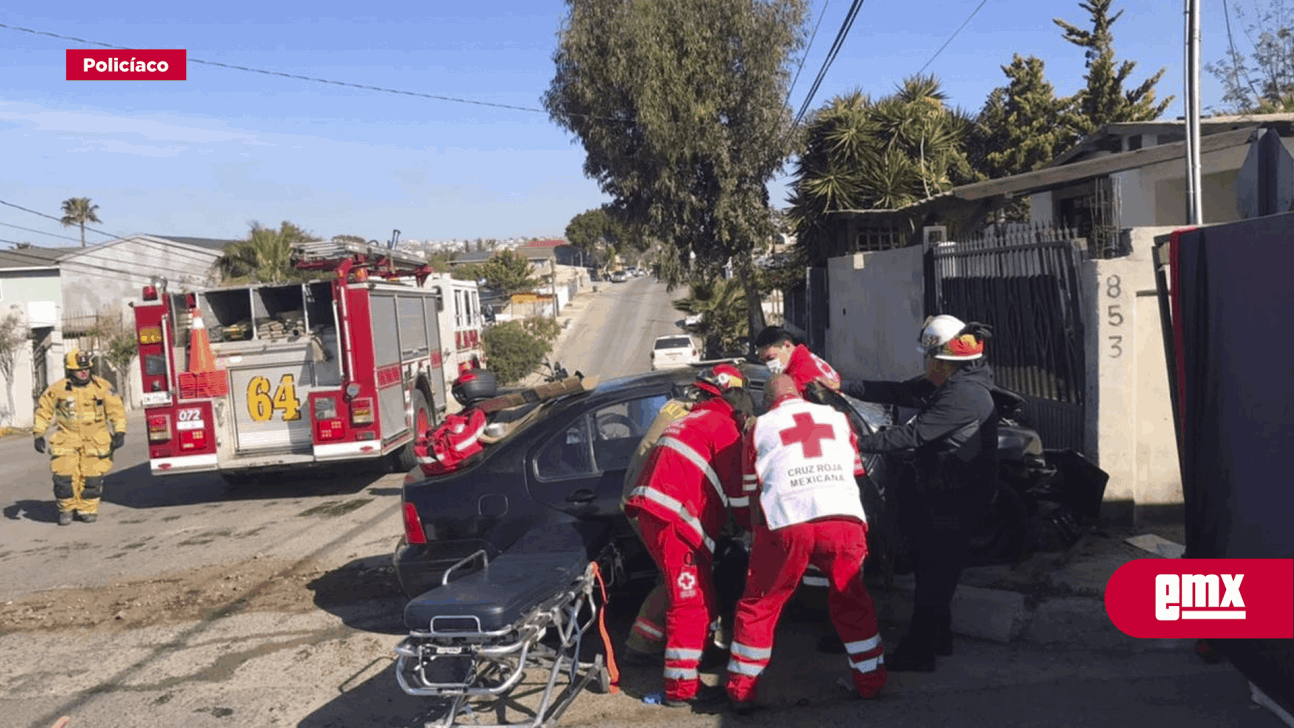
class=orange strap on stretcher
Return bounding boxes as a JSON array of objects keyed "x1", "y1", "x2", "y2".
[{"x1": 590, "y1": 562, "x2": 620, "y2": 693}]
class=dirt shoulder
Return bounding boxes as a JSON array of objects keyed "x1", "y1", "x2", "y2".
[{"x1": 0, "y1": 553, "x2": 403, "y2": 635}]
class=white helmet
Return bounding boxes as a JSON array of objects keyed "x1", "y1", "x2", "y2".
[{"x1": 917, "y1": 314, "x2": 985, "y2": 360}]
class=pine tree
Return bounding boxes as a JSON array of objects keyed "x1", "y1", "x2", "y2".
[
  {"x1": 1054, "y1": 0, "x2": 1172, "y2": 135},
  {"x1": 972, "y1": 55, "x2": 1078, "y2": 179}
]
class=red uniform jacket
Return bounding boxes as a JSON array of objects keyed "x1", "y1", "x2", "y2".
[
  {"x1": 623, "y1": 398, "x2": 745, "y2": 554},
  {"x1": 787, "y1": 344, "x2": 842, "y2": 393},
  {"x1": 415, "y1": 407, "x2": 486, "y2": 477}
]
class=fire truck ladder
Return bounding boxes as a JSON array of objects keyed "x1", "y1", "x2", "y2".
[{"x1": 292, "y1": 240, "x2": 433, "y2": 284}]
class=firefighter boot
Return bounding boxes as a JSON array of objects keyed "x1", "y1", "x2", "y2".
[
  {"x1": 54, "y1": 474, "x2": 77, "y2": 527},
  {"x1": 933, "y1": 608, "x2": 953, "y2": 657},
  {"x1": 887, "y1": 609, "x2": 937, "y2": 672}
]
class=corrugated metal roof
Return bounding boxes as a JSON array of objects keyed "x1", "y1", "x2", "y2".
[{"x1": 0, "y1": 246, "x2": 73, "y2": 270}]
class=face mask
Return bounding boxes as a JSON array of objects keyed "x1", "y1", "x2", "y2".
[{"x1": 764, "y1": 358, "x2": 785, "y2": 376}]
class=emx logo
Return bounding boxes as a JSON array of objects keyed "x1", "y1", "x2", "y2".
[{"x1": 1106, "y1": 559, "x2": 1293, "y2": 639}]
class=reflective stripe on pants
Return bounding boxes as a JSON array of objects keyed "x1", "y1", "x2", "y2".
[
  {"x1": 724, "y1": 518, "x2": 887, "y2": 702},
  {"x1": 637, "y1": 511, "x2": 716, "y2": 702}
]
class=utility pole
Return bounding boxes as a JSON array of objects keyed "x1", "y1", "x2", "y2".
[
  {"x1": 551, "y1": 257, "x2": 559, "y2": 323},
  {"x1": 1184, "y1": 0, "x2": 1204, "y2": 225}
]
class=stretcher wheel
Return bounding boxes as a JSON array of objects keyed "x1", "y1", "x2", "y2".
[{"x1": 587, "y1": 654, "x2": 612, "y2": 694}]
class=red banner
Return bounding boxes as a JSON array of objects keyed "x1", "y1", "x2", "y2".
[
  {"x1": 66, "y1": 49, "x2": 187, "y2": 81},
  {"x1": 1105, "y1": 558, "x2": 1294, "y2": 639}
]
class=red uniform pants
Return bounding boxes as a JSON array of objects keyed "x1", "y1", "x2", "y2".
[
  {"x1": 725, "y1": 517, "x2": 886, "y2": 702},
  {"x1": 636, "y1": 511, "x2": 716, "y2": 702}
]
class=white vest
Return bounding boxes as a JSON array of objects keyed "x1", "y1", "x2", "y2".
[{"x1": 753, "y1": 399, "x2": 866, "y2": 530}]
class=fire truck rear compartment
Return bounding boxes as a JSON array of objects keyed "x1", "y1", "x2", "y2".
[{"x1": 193, "y1": 283, "x2": 343, "y2": 458}]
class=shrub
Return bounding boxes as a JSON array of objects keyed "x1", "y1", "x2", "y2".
[
  {"x1": 522, "y1": 315, "x2": 562, "y2": 343},
  {"x1": 482, "y1": 320, "x2": 551, "y2": 384}
]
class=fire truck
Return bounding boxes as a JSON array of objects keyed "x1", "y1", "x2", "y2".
[{"x1": 132, "y1": 240, "x2": 486, "y2": 482}]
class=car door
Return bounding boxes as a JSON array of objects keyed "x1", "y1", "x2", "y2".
[{"x1": 527, "y1": 391, "x2": 670, "y2": 520}]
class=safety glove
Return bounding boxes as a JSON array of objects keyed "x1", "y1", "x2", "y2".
[
  {"x1": 34, "y1": 437, "x2": 46, "y2": 454},
  {"x1": 111, "y1": 432, "x2": 125, "y2": 450}
]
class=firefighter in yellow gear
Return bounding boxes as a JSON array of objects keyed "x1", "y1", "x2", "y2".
[{"x1": 33, "y1": 349, "x2": 127, "y2": 526}]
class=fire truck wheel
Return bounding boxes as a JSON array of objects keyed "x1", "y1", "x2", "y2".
[{"x1": 390, "y1": 389, "x2": 431, "y2": 473}]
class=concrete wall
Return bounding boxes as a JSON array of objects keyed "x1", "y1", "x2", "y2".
[
  {"x1": 0, "y1": 270, "x2": 62, "y2": 317},
  {"x1": 1083, "y1": 226, "x2": 1182, "y2": 524},
  {"x1": 824, "y1": 245, "x2": 926, "y2": 381},
  {"x1": 0, "y1": 271, "x2": 62, "y2": 428}
]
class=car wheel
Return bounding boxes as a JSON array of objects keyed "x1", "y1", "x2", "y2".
[{"x1": 390, "y1": 389, "x2": 431, "y2": 473}]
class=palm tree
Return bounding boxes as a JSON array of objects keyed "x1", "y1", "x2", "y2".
[
  {"x1": 215, "y1": 221, "x2": 317, "y2": 284},
  {"x1": 60, "y1": 197, "x2": 101, "y2": 248},
  {"x1": 672, "y1": 277, "x2": 750, "y2": 358},
  {"x1": 788, "y1": 76, "x2": 977, "y2": 265}
]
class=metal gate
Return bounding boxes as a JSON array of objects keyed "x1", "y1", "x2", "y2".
[{"x1": 925, "y1": 224, "x2": 1088, "y2": 451}]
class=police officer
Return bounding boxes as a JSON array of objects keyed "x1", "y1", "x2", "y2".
[
  {"x1": 843, "y1": 315, "x2": 997, "y2": 672},
  {"x1": 33, "y1": 349, "x2": 127, "y2": 526}
]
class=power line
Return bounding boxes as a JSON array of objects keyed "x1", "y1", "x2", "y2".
[
  {"x1": 787, "y1": 0, "x2": 833, "y2": 105},
  {"x1": 0, "y1": 220, "x2": 85, "y2": 244},
  {"x1": 916, "y1": 0, "x2": 990, "y2": 76},
  {"x1": 0, "y1": 199, "x2": 123, "y2": 240},
  {"x1": 0, "y1": 22, "x2": 548, "y2": 117},
  {"x1": 792, "y1": 0, "x2": 866, "y2": 130}
]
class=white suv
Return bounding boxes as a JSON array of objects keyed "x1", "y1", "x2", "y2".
[{"x1": 650, "y1": 334, "x2": 699, "y2": 370}]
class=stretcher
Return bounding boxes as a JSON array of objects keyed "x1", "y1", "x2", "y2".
[{"x1": 395, "y1": 522, "x2": 619, "y2": 728}]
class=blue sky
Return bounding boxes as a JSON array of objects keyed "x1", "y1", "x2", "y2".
[{"x1": 0, "y1": 0, "x2": 1235, "y2": 246}]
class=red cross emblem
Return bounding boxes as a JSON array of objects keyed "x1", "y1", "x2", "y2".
[{"x1": 779, "y1": 412, "x2": 835, "y2": 458}]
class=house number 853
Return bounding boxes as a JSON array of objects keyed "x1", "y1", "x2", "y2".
[{"x1": 1106, "y1": 274, "x2": 1123, "y2": 358}]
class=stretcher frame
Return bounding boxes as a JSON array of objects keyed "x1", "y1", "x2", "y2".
[{"x1": 394, "y1": 557, "x2": 613, "y2": 728}]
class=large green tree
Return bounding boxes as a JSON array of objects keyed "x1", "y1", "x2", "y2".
[
  {"x1": 215, "y1": 221, "x2": 318, "y2": 284},
  {"x1": 564, "y1": 206, "x2": 624, "y2": 272},
  {"x1": 544, "y1": 0, "x2": 809, "y2": 348},
  {"x1": 788, "y1": 76, "x2": 977, "y2": 265},
  {"x1": 479, "y1": 249, "x2": 541, "y2": 296},
  {"x1": 59, "y1": 197, "x2": 101, "y2": 248},
  {"x1": 1054, "y1": 0, "x2": 1172, "y2": 135}
]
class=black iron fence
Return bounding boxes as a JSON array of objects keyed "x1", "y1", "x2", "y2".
[{"x1": 926, "y1": 223, "x2": 1089, "y2": 452}]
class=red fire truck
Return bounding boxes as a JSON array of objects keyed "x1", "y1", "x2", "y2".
[{"x1": 132, "y1": 240, "x2": 486, "y2": 482}]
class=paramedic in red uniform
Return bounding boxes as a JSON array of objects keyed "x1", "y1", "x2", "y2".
[
  {"x1": 622, "y1": 363, "x2": 752, "y2": 708},
  {"x1": 724, "y1": 374, "x2": 886, "y2": 712},
  {"x1": 754, "y1": 326, "x2": 841, "y2": 393},
  {"x1": 414, "y1": 368, "x2": 493, "y2": 477}
]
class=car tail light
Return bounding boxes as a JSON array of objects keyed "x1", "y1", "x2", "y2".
[
  {"x1": 351, "y1": 397, "x2": 374, "y2": 424},
  {"x1": 691, "y1": 349, "x2": 697, "y2": 357},
  {"x1": 147, "y1": 414, "x2": 171, "y2": 442},
  {"x1": 178, "y1": 429, "x2": 206, "y2": 451},
  {"x1": 402, "y1": 502, "x2": 427, "y2": 544}
]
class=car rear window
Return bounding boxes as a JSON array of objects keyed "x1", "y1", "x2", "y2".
[{"x1": 654, "y1": 337, "x2": 693, "y2": 350}]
